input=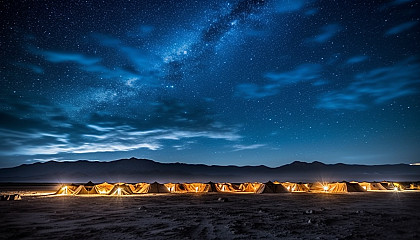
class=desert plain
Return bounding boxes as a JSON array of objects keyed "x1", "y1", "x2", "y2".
[{"x1": 1, "y1": 184, "x2": 420, "y2": 240}]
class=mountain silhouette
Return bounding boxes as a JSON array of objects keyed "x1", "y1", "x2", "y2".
[{"x1": 0, "y1": 158, "x2": 418, "y2": 183}]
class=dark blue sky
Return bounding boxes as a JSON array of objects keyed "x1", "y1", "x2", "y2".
[{"x1": 1, "y1": 0, "x2": 419, "y2": 168}]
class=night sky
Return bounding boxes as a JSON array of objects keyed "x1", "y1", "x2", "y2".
[{"x1": 1, "y1": 0, "x2": 419, "y2": 168}]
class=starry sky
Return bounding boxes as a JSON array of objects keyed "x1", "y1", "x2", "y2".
[{"x1": 1, "y1": 0, "x2": 419, "y2": 168}]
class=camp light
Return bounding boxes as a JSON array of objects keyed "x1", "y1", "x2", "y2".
[
  {"x1": 323, "y1": 186, "x2": 329, "y2": 191},
  {"x1": 393, "y1": 187, "x2": 398, "y2": 191},
  {"x1": 117, "y1": 187, "x2": 122, "y2": 195},
  {"x1": 62, "y1": 186, "x2": 68, "y2": 195}
]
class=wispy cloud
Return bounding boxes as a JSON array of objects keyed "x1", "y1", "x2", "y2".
[
  {"x1": 232, "y1": 144, "x2": 266, "y2": 152},
  {"x1": 317, "y1": 58, "x2": 420, "y2": 110},
  {"x1": 307, "y1": 24, "x2": 340, "y2": 43},
  {"x1": 346, "y1": 55, "x2": 368, "y2": 65},
  {"x1": 236, "y1": 64, "x2": 322, "y2": 99},
  {"x1": 0, "y1": 123, "x2": 241, "y2": 156},
  {"x1": 274, "y1": 0, "x2": 305, "y2": 13},
  {"x1": 41, "y1": 51, "x2": 101, "y2": 65},
  {"x1": 385, "y1": 21, "x2": 418, "y2": 35}
]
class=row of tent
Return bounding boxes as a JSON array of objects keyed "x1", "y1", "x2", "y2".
[{"x1": 55, "y1": 181, "x2": 420, "y2": 195}]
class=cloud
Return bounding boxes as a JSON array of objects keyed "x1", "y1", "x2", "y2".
[
  {"x1": 274, "y1": 0, "x2": 305, "y2": 13},
  {"x1": 236, "y1": 64, "x2": 322, "y2": 99},
  {"x1": 41, "y1": 51, "x2": 101, "y2": 65},
  {"x1": 232, "y1": 144, "x2": 266, "y2": 152},
  {"x1": 1, "y1": 125, "x2": 241, "y2": 156},
  {"x1": 0, "y1": 97, "x2": 241, "y2": 156},
  {"x1": 308, "y1": 24, "x2": 340, "y2": 43},
  {"x1": 346, "y1": 55, "x2": 368, "y2": 65},
  {"x1": 317, "y1": 58, "x2": 420, "y2": 110},
  {"x1": 15, "y1": 62, "x2": 44, "y2": 74},
  {"x1": 385, "y1": 21, "x2": 418, "y2": 35}
]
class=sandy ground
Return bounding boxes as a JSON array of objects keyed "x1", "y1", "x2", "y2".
[{"x1": 1, "y1": 191, "x2": 419, "y2": 240}]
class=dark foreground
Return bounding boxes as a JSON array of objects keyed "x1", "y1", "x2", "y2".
[{"x1": 1, "y1": 192, "x2": 420, "y2": 240}]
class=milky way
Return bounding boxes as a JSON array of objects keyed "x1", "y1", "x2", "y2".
[{"x1": 0, "y1": 0, "x2": 419, "y2": 167}]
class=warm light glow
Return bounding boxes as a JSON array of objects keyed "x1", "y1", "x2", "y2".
[
  {"x1": 195, "y1": 187, "x2": 198, "y2": 193},
  {"x1": 362, "y1": 186, "x2": 367, "y2": 190},
  {"x1": 117, "y1": 187, "x2": 122, "y2": 195},
  {"x1": 393, "y1": 187, "x2": 398, "y2": 191},
  {"x1": 62, "y1": 186, "x2": 68, "y2": 195},
  {"x1": 323, "y1": 186, "x2": 329, "y2": 191}
]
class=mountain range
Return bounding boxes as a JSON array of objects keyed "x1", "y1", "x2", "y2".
[{"x1": 0, "y1": 158, "x2": 419, "y2": 183}]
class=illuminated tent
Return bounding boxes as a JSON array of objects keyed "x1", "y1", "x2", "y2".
[
  {"x1": 73, "y1": 185, "x2": 100, "y2": 195},
  {"x1": 308, "y1": 182, "x2": 328, "y2": 192},
  {"x1": 95, "y1": 182, "x2": 114, "y2": 194},
  {"x1": 130, "y1": 183, "x2": 151, "y2": 193},
  {"x1": 108, "y1": 183, "x2": 133, "y2": 195},
  {"x1": 261, "y1": 181, "x2": 289, "y2": 193},
  {"x1": 409, "y1": 183, "x2": 420, "y2": 190},
  {"x1": 165, "y1": 183, "x2": 187, "y2": 193},
  {"x1": 359, "y1": 182, "x2": 387, "y2": 191},
  {"x1": 325, "y1": 182, "x2": 365, "y2": 193},
  {"x1": 380, "y1": 182, "x2": 400, "y2": 190},
  {"x1": 55, "y1": 185, "x2": 77, "y2": 195},
  {"x1": 392, "y1": 182, "x2": 408, "y2": 191},
  {"x1": 148, "y1": 182, "x2": 170, "y2": 193},
  {"x1": 282, "y1": 182, "x2": 309, "y2": 192},
  {"x1": 215, "y1": 183, "x2": 240, "y2": 192},
  {"x1": 239, "y1": 182, "x2": 266, "y2": 193},
  {"x1": 183, "y1": 183, "x2": 210, "y2": 193}
]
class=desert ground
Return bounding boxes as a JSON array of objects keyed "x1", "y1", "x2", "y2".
[{"x1": 1, "y1": 184, "x2": 419, "y2": 240}]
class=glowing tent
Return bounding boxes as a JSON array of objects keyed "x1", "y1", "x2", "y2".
[
  {"x1": 148, "y1": 182, "x2": 170, "y2": 193},
  {"x1": 130, "y1": 183, "x2": 151, "y2": 193},
  {"x1": 282, "y1": 182, "x2": 309, "y2": 192},
  {"x1": 73, "y1": 185, "x2": 100, "y2": 195},
  {"x1": 215, "y1": 183, "x2": 240, "y2": 192},
  {"x1": 409, "y1": 183, "x2": 420, "y2": 190},
  {"x1": 183, "y1": 183, "x2": 210, "y2": 193},
  {"x1": 359, "y1": 182, "x2": 387, "y2": 191},
  {"x1": 95, "y1": 182, "x2": 114, "y2": 194},
  {"x1": 165, "y1": 183, "x2": 187, "y2": 193},
  {"x1": 55, "y1": 185, "x2": 77, "y2": 195},
  {"x1": 261, "y1": 181, "x2": 289, "y2": 193},
  {"x1": 239, "y1": 182, "x2": 266, "y2": 193},
  {"x1": 308, "y1": 182, "x2": 328, "y2": 192},
  {"x1": 325, "y1": 182, "x2": 365, "y2": 193},
  {"x1": 108, "y1": 183, "x2": 133, "y2": 195}
]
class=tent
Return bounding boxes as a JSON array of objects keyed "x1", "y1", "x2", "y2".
[
  {"x1": 183, "y1": 183, "x2": 210, "y2": 193},
  {"x1": 130, "y1": 183, "x2": 151, "y2": 193},
  {"x1": 108, "y1": 183, "x2": 133, "y2": 195},
  {"x1": 55, "y1": 185, "x2": 77, "y2": 195},
  {"x1": 359, "y1": 182, "x2": 387, "y2": 191},
  {"x1": 95, "y1": 182, "x2": 114, "y2": 194},
  {"x1": 282, "y1": 182, "x2": 309, "y2": 192},
  {"x1": 73, "y1": 185, "x2": 100, "y2": 195},
  {"x1": 380, "y1": 182, "x2": 400, "y2": 190},
  {"x1": 261, "y1": 181, "x2": 289, "y2": 193},
  {"x1": 325, "y1": 182, "x2": 365, "y2": 193},
  {"x1": 165, "y1": 183, "x2": 187, "y2": 193},
  {"x1": 148, "y1": 182, "x2": 170, "y2": 193},
  {"x1": 239, "y1": 182, "x2": 266, "y2": 193},
  {"x1": 308, "y1": 182, "x2": 328, "y2": 192},
  {"x1": 215, "y1": 183, "x2": 240, "y2": 192}
]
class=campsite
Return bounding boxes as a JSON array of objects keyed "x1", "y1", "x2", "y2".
[
  {"x1": 0, "y1": 183, "x2": 419, "y2": 239},
  {"x1": 1, "y1": 181, "x2": 419, "y2": 239}
]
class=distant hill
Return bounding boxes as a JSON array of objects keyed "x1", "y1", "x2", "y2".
[{"x1": 0, "y1": 158, "x2": 419, "y2": 183}]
